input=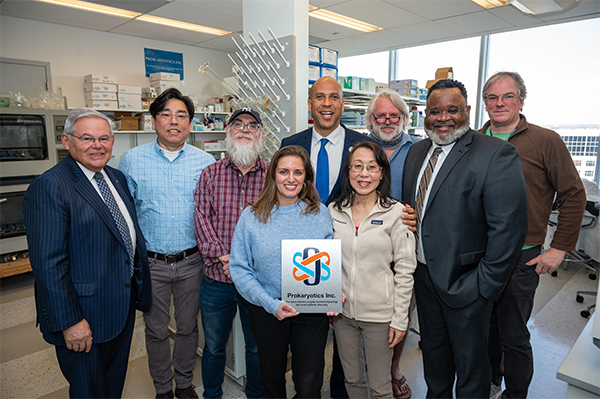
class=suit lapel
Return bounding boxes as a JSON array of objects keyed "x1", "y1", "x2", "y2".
[
  {"x1": 298, "y1": 129, "x2": 312, "y2": 154},
  {"x1": 425, "y1": 130, "x2": 473, "y2": 209},
  {"x1": 67, "y1": 157, "x2": 126, "y2": 249},
  {"x1": 328, "y1": 127, "x2": 357, "y2": 204}
]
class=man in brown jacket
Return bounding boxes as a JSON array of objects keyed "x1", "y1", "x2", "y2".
[{"x1": 479, "y1": 71, "x2": 586, "y2": 399}]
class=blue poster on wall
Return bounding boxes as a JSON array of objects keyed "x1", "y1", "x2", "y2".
[{"x1": 144, "y1": 48, "x2": 183, "y2": 80}]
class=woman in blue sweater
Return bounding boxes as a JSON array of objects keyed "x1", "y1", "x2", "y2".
[{"x1": 229, "y1": 145, "x2": 333, "y2": 399}]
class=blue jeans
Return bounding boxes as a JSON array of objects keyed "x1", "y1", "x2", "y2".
[{"x1": 199, "y1": 275, "x2": 263, "y2": 399}]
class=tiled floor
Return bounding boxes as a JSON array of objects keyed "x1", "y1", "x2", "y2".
[{"x1": 1, "y1": 260, "x2": 597, "y2": 399}]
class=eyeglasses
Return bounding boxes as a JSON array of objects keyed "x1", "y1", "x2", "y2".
[
  {"x1": 484, "y1": 93, "x2": 518, "y2": 104},
  {"x1": 426, "y1": 106, "x2": 467, "y2": 117},
  {"x1": 350, "y1": 162, "x2": 382, "y2": 173},
  {"x1": 69, "y1": 133, "x2": 112, "y2": 145},
  {"x1": 374, "y1": 115, "x2": 402, "y2": 124},
  {"x1": 231, "y1": 121, "x2": 261, "y2": 133},
  {"x1": 156, "y1": 112, "x2": 190, "y2": 122}
]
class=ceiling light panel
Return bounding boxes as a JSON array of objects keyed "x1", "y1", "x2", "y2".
[{"x1": 308, "y1": 5, "x2": 383, "y2": 33}]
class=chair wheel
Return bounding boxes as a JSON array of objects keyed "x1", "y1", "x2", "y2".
[
  {"x1": 576, "y1": 295, "x2": 584, "y2": 303},
  {"x1": 589, "y1": 273, "x2": 597, "y2": 280},
  {"x1": 581, "y1": 310, "x2": 591, "y2": 318},
  {"x1": 551, "y1": 270, "x2": 558, "y2": 277}
]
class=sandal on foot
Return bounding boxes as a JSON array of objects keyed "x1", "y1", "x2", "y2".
[{"x1": 392, "y1": 376, "x2": 412, "y2": 399}]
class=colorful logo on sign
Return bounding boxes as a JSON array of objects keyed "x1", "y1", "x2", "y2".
[{"x1": 293, "y1": 247, "x2": 331, "y2": 286}]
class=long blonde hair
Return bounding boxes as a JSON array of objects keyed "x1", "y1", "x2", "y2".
[{"x1": 251, "y1": 145, "x2": 321, "y2": 223}]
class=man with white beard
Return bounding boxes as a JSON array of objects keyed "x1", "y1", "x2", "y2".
[
  {"x1": 193, "y1": 108, "x2": 266, "y2": 399},
  {"x1": 367, "y1": 90, "x2": 420, "y2": 202}
]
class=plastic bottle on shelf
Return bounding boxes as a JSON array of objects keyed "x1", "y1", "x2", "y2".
[
  {"x1": 418, "y1": 111, "x2": 424, "y2": 127},
  {"x1": 410, "y1": 106, "x2": 419, "y2": 127}
]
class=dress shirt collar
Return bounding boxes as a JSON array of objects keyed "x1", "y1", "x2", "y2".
[
  {"x1": 311, "y1": 124, "x2": 344, "y2": 148},
  {"x1": 76, "y1": 161, "x2": 106, "y2": 182},
  {"x1": 152, "y1": 138, "x2": 187, "y2": 160}
]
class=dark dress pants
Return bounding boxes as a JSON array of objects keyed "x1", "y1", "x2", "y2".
[
  {"x1": 488, "y1": 246, "x2": 541, "y2": 399},
  {"x1": 248, "y1": 303, "x2": 329, "y2": 398},
  {"x1": 414, "y1": 263, "x2": 494, "y2": 399},
  {"x1": 55, "y1": 291, "x2": 136, "y2": 399}
]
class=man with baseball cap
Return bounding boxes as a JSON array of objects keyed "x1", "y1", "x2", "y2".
[{"x1": 194, "y1": 107, "x2": 267, "y2": 399}]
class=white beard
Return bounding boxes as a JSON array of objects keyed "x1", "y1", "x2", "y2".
[
  {"x1": 371, "y1": 124, "x2": 403, "y2": 143},
  {"x1": 425, "y1": 123, "x2": 470, "y2": 145},
  {"x1": 226, "y1": 131, "x2": 263, "y2": 168}
]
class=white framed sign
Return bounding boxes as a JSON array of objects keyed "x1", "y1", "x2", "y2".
[{"x1": 281, "y1": 239, "x2": 342, "y2": 313}]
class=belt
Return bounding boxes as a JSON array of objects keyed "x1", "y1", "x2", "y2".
[{"x1": 148, "y1": 246, "x2": 198, "y2": 264}]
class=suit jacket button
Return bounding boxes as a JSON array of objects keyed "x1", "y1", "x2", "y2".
[
  {"x1": 125, "y1": 260, "x2": 130, "y2": 264},
  {"x1": 125, "y1": 283, "x2": 131, "y2": 288}
]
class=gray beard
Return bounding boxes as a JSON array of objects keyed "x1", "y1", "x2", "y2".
[
  {"x1": 371, "y1": 124, "x2": 403, "y2": 143},
  {"x1": 226, "y1": 133, "x2": 263, "y2": 168},
  {"x1": 425, "y1": 123, "x2": 470, "y2": 145}
]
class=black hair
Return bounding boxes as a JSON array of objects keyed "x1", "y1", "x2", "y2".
[
  {"x1": 427, "y1": 79, "x2": 468, "y2": 103},
  {"x1": 334, "y1": 141, "x2": 396, "y2": 211},
  {"x1": 149, "y1": 88, "x2": 194, "y2": 120}
]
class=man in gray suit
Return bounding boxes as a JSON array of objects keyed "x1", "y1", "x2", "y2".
[{"x1": 401, "y1": 79, "x2": 528, "y2": 398}]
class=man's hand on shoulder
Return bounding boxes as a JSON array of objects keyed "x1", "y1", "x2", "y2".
[
  {"x1": 401, "y1": 204, "x2": 417, "y2": 232},
  {"x1": 63, "y1": 319, "x2": 93, "y2": 353},
  {"x1": 526, "y1": 247, "x2": 566, "y2": 275}
]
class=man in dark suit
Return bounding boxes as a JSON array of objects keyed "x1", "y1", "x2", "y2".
[
  {"x1": 23, "y1": 108, "x2": 152, "y2": 399},
  {"x1": 281, "y1": 76, "x2": 378, "y2": 205},
  {"x1": 401, "y1": 79, "x2": 528, "y2": 398}
]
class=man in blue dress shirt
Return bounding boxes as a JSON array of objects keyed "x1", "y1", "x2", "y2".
[{"x1": 119, "y1": 88, "x2": 215, "y2": 399}]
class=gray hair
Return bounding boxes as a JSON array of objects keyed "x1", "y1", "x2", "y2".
[
  {"x1": 365, "y1": 90, "x2": 409, "y2": 132},
  {"x1": 483, "y1": 72, "x2": 527, "y2": 102},
  {"x1": 64, "y1": 107, "x2": 114, "y2": 136}
]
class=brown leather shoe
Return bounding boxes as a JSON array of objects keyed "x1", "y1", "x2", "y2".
[
  {"x1": 156, "y1": 390, "x2": 174, "y2": 399},
  {"x1": 175, "y1": 385, "x2": 199, "y2": 399}
]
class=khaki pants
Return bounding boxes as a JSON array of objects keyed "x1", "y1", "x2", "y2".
[{"x1": 332, "y1": 315, "x2": 393, "y2": 399}]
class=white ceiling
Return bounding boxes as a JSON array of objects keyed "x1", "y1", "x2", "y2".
[{"x1": 0, "y1": 0, "x2": 598, "y2": 57}]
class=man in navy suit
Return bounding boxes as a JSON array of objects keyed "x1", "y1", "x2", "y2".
[
  {"x1": 23, "y1": 108, "x2": 151, "y2": 398},
  {"x1": 402, "y1": 80, "x2": 528, "y2": 398},
  {"x1": 281, "y1": 76, "x2": 378, "y2": 205},
  {"x1": 281, "y1": 76, "x2": 378, "y2": 398}
]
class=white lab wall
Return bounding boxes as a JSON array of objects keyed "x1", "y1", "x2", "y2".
[{"x1": 0, "y1": 15, "x2": 231, "y2": 109}]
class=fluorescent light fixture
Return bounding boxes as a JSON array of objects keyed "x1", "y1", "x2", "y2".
[
  {"x1": 34, "y1": 0, "x2": 231, "y2": 36},
  {"x1": 136, "y1": 15, "x2": 231, "y2": 35},
  {"x1": 470, "y1": 0, "x2": 510, "y2": 9},
  {"x1": 308, "y1": 5, "x2": 383, "y2": 33},
  {"x1": 507, "y1": 0, "x2": 575, "y2": 14},
  {"x1": 35, "y1": 0, "x2": 141, "y2": 18}
]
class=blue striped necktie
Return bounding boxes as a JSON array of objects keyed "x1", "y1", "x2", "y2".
[
  {"x1": 94, "y1": 172, "x2": 135, "y2": 277},
  {"x1": 316, "y1": 138, "x2": 329, "y2": 203}
]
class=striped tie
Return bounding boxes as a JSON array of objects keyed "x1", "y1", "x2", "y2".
[
  {"x1": 414, "y1": 147, "x2": 443, "y2": 248},
  {"x1": 94, "y1": 172, "x2": 135, "y2": 277}
]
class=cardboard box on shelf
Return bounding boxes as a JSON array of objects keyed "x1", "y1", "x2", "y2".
[
  {"x1": 118, "y1": 93, "x2": 142, "y2": 103},
  {"x1": 363, "y1": 78, "x2": 377, "y2": 92},
  {"x1": 308, "y1": 45, "x2": 321, "y2": 66},
  {"x1": 85, "y1": 100, "x2": 118, "y2": 109},
  {"x1": 111, "y1": 113, "x2": 141, "y2": 131},
  {"x1": 139, "y1": 114, "x2": 153, "y2": 131},
  {"x1": 426, "y1": 79, "x2": 439, "y2": 89},
  {"x1": 150, "y1": 80, "x2": 181, "y2": 90},
  {"x1": 83, "y1": 82, "x2": 117, "y2": 93},
  {"x1": 392, "y1": 87, "x2": 418, "y2": 98},
  {"x1": 321, "y1": 67, "x2": 338, "y2": 80},
  {"x1": 340, "y1": 76, "x2": 361, "y2": 90},
  {"x1": 84, "y1": 74, "x2": 117, "y2": 84},
  {"x1": 118, "y1": 101, "x2": 143, "y2": 111},
  {"x1": 149, "y1": 72, "x2": 180, "y2": 81},
  {"x1": 434, "y1": 67, "x2": 453, "y2": 80},
  {"x1": 118, "y1": 85, "x2": 142, "y2": 94},
  {"x1": 84, "y1": 91, "x2": 117, "y2": 101},
  {"x1": 321, "y1": 47, "x2": 338, "y2": 68},
  {"x1": 390, "y1": 79, "x2": 418, "y2": 90},
  {"x1": 375, "y1": 82, "x2": 390, "y2": 93}
]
